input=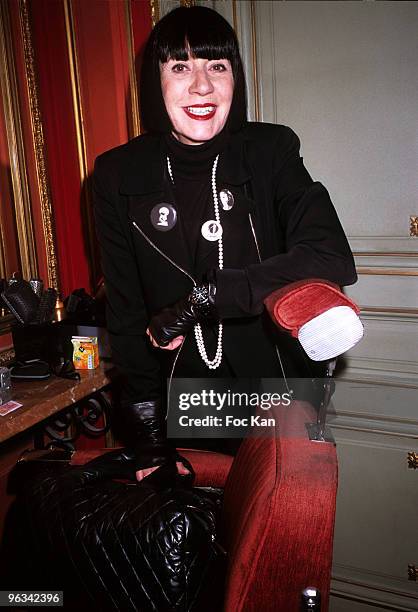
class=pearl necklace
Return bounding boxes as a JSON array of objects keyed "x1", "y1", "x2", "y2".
[{"x1": 166, "y1": 154, "x2": 223, "y2": 369}]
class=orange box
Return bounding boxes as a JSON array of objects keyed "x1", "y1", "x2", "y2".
[{"x1": 71, "y1": 336, "x2": 99, "y2": 370}]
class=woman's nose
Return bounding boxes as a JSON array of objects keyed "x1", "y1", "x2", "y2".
[{"x1": 188, "y1": 68, "x2": 214, "y2": 96}]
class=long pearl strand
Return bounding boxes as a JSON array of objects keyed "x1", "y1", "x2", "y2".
[{"x1": 166, "y1": 154, "x2": 223, "y2": 369}]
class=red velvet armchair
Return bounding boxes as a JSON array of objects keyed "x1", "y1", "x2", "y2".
[
  {"x1": 67, "y1": 279, "x2": 346, "y2": 610},
  {"x1": 73, "y1": 399, "x2": 337, "y2": 611}
]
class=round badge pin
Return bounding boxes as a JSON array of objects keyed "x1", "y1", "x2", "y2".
[
  {"x1": 219, "y1": 189, "x2": 234, "y2": 211},
  {"x1": 150, "y1": 203, "x2": 177, "y2": 231},
  {"x1": 201, "y1": 220, "x2": 223, "y2": 241}
]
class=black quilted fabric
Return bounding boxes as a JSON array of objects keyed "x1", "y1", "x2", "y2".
[{"x1": 4, "y1": 464, "x2": 224, "y2": 611}]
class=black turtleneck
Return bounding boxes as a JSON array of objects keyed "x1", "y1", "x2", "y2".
[{"x1": 164, "y1": 130, "x2": 229, "y2": 269}]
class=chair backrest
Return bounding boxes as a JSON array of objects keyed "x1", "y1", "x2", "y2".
[{"x1": 221, "y1": 400, "x2": 337, "y2": 612}]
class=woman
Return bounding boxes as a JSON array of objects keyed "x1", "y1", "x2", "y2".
[{"x1": 93, "y1": 6, "x2": 356, "y2": 482}]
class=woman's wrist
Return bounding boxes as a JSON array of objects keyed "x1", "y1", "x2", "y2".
[
  {"x1": 189, "y1": 281, "x2": 217, "y2": 318},
  {"x1": 123, "y1": 400, "x2": 176, "y2": 470}
]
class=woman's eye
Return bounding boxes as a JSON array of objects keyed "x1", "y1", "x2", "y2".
[
  {"x1": 172, "y1": 63, "x2": 188, "y2": 73},
  {"x1": 211, "y1": 63, "x2": 227, "y2": 72}
]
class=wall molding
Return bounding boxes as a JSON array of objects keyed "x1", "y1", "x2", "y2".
[
  {"x1": 354, "y1": 252, "x2": 418, "y2": 278},
  {"x1": 330, "y1": 417, "x2": 418, "y2": 440},
  {"x1": 345, "y1": 276, "x2": 418, "y2": 312},
  {"x1": 338, "y1": 309, "x2": 418, "y2": 389},
  {"x1": 329, "y1": 379, "x2": 418, "y2": 438},
  {"x1": 332, "y1": 565, "x2": 418, "y2": 612},
  {"x1": 331, "y1": 579, "x2": 418, "y2": 612},
  {"x1": 343, "y1": 352, "x2": 418, "y2": 374},
  {"x1": 358, "y1": 268, "x2": 418, "y2": 277},
  {"x1": 350, "y1": 237, "x2": 418, "y2": 255},
  {"x1": 341, "y1": 359, "x2": 418, "y2": 388},
  {"x1": 360, "y1": 308, "x2": 418, "y2": 317},
  {"x1": 355, "y1": 255, "x2": 418, "y2": 270},
  {"x1": 331, "y1": 433, "x2": 418, "y2": 611}
]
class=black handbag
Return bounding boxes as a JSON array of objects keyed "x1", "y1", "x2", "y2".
[
  {"x1": 3, "y1": 448, "x2": 225, "y2": 612},
  {"x1": 1, "y1": 280, "x2": 56, "y2": 325}
]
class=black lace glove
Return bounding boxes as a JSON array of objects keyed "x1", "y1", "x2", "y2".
[{"x1": 148, "y1": 280, "x2": 217, "y2": 347}]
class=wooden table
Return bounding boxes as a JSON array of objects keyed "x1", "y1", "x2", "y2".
[
  {"x1": 0, "y1": 361, "x2": 114, "y2": 444},
  {"x1": 0, "y1": 361, "x2": 114, "y2": 539}
]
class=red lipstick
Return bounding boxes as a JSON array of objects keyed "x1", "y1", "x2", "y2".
[{"x1": 183, "y1": 104, "x2": 217, "y2": 121}]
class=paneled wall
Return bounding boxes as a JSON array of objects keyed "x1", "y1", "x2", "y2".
[
  {"x1": 251, "y1": 0, "x2": 418, "y2": 384},
  {"x1": 241, "y1": 1, "x2": 418, "y2": 609}
]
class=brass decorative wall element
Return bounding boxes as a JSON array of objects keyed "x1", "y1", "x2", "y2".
[
  {"x1": 150, "y1": 0, "x2": 160, "y2": 27},
  {"x1": 408, "y1": 564, "x2": 417, "y2": 581},
  {"x1": 180, "y1": 0, "x2": 194, "y2": 7},
  {"x1": 232, "y1": 0, "x2": 238, "y2": 32},
  {"x1": 19, "y1": 0, "x2": 59, "y2": 291},
  {"x1": 124, "y1": 0, "x2": 140, "y2": 137},
  {"x1": 410, "y1": 216, "x2": 418, "y2": 237},
  {"x1": 63, "y1": 0, "x2": 88, "y2": 189},
  {"x1": 407, "y1": 452, "x2": 418, "y2": 469},
  {"x1": 0, "y1": 0, "x2": 37, "y2": 280}
]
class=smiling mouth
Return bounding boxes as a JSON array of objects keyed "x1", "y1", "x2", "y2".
[{"x1": 183, "y1": 105, "x2": 217, "y2": 120}]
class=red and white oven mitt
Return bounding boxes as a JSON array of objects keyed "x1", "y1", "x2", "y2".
[{"x1": 264, "y1": 279, "x2": 364, "y2": 361}]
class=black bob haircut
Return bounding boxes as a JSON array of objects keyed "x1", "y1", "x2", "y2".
[{"x1": 140, "y1": 6, "x2": 247, "y2": 134}]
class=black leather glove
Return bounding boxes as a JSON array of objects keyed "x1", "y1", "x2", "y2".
[
  {"x1": 149, "y1": 280, "x2": 217, "y2": 347},
  {"x1": 83, "y1": 400, "x2": 194, "y2": 485},
  {"x1": 124, "y1": 400, "x2": 176, "y2": 471}
]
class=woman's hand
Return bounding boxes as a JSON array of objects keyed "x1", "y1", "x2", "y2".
[
  {"x1": 147, "y1": 282, "x2": 217, "y2": 348},
  {"x1": 146, "y1": 328, "x2": 184, "y2": 350},
  {"x1": 135, "y1": 461, "x2": 191, "y2": 481}
]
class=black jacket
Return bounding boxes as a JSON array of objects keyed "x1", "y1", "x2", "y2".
[{"x1": 93, "y1": 123, "x2": 357, "y2": 403}]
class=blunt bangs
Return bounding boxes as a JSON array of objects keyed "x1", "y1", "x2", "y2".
[
  {"x1": 159, "y1": 38, "x2": 236, "y2": 64},
  {"x1": 155, "y1": 8, "x2": 238, "y2": 67},
  {"x1": 140, "y1": 6, "x2": 247, "y2": 134}
]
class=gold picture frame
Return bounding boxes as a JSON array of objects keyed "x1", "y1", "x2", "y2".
[{"x1": 0, "y1": 0, "x2": 58, "y2": 350}]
